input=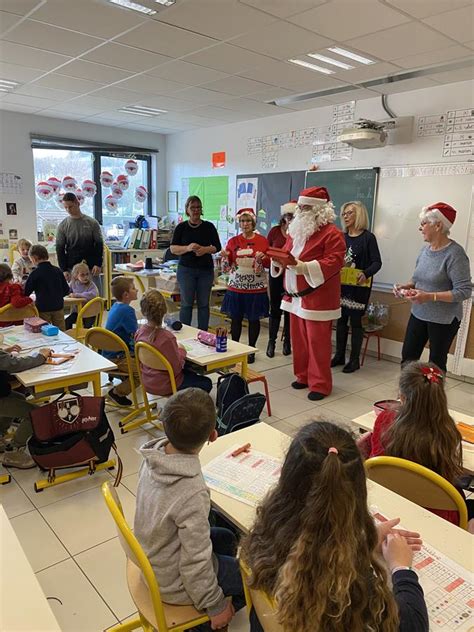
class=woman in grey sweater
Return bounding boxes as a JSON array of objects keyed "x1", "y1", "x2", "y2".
[{"x1": 394, "y1": 202, "x2": 472, "y2": 372}]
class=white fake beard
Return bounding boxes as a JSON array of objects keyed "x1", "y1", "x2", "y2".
[{"x1": 288, "y1": 210, "x2": 318, "y2": 245}]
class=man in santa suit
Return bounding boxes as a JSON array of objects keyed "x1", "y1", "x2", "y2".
[{"x1": 271, "y1": 186, "x2": 346, "y2": 400}]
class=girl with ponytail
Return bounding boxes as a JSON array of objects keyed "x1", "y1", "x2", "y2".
[{"x1": 242, "y1": 421, "x2": 428, "y2": 632}]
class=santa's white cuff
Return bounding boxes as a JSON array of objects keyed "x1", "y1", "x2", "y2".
[
  {"x1": 303, "y1": 259, "x2": 324, "y2": 288},
  {"x1": 288, "y1": 260, "x2": 308, "y2": 275},
  {"x1": 270, "y1": 260, "x2": 283, "y2": 278}
]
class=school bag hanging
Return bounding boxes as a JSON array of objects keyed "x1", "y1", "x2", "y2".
[
  {"x1": 216, "y1": 373, "x2": 266, "y2": 436},
  {"x1": 28, "y1": 391, "x2": 122, "y2": 485}
]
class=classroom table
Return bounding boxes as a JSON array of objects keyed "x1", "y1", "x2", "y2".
[
  {"x1": 2, "y1": 326, "x2": 117, "y2": 397},
  {"x1": 0, "y1": 505, "x2": 62, "y2": 631},
  {"x1": 353, "y1": 408, "x2": 474, "y2": 472},
  {"x1": 172, "y1": 324, "x2": 256, "y2": 379}
]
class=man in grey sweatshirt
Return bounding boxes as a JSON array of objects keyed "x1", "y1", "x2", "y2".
[{"x1": 134, "y1": 388, "x2": 244, "y2": 630}]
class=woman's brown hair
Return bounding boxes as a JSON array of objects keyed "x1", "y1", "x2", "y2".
[
  {"x1": 385, "y1": 361, "x2": 463, "y2": 483},
  {"x1": 241, "y1": 421, "x2": 399, "y2": 632},
  {"x1": 185, "y1": 195, "x2": 203, "y2": 217}
]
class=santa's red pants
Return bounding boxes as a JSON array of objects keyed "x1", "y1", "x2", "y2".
[{"x1": 290, "y1": 314, "x2": 333, "y2": 395}]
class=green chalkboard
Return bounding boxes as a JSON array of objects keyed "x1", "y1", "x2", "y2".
[{"x1": 305, "y1": 168, "x2": 379, "y2": 230}]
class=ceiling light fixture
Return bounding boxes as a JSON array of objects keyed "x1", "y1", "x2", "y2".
[
  {"x1": 307, "y1": 53, "x2": 354, "y2": 70},
  {"x1": 109, "y1": 0, "x2": 157, "y2": 15},
  {"x1": 288, "y1": 59, "x2": 334, "y2": 75},
  {"x1": 0, "y1": 79, "x2": 20, "y2": 92},
  {"x1": 119, "y1": 105, "x2": 168, "y2": 116},
  {"x1": 327, "y1": 47, "x2": 375, "y2": 65},
  {"x1": 154, "y1": 0, "x2": 176, "y2": 5}
]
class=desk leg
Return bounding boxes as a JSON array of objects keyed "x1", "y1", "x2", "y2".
[
  {"x1": 241, "y1": 356, "x2": 248, "y2": 380},
  {"x1": 92, "y1": 374, "x2": 102, "y2": 396}
]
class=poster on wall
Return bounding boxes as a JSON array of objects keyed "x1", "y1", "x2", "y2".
[
  {"x1": 212, "y1": 151, "x2": 226, "y2": 168},
  {"x1": 236, "y1": 177, "x2": 258, "y2": 213}
]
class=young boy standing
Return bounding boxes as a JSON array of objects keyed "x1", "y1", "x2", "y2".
[
  {"x1": 104, "y1": 276, "x2": 138, "y2": 406},
  {"x1": 134, "y1": 388, "x2": 244, "y2": 629},
  {"x1": 25, "y1": 245, "x2": 70, "y2": 330}
]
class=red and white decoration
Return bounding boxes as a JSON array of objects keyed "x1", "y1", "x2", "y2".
[
  {"x1": 55, "y1": 192, "x2": 65, "y2": 209},
  {"x1": 75, "y1": 188, "x2": 85, "y2": 205},
  {"x1": 100, "y1": 171, "x2": 113, "y2": 188},
  {"x1": 62, "y1": 175, "x2": 77, "y2": 191},
  {"x1": 420, "y1": 202, "x2": 457, "y2": 230},
  {"x1": 111, "y1": 181, "x2": 123, "y2": 199},
  {"x1": 124, "y1": 159, "x2": 138, "y2": 176},
  {"x1": 116, "y1": 174, "x2": 129, "y2": 191},
  {"x1": 82, "y1": 179, "x2": 97, "y2": 198},
  {"x1": 135, "y1": 185, "x2": 147, "y2": 204},
  {"x1": 36, "y1": 181, "x2": 54, "y2": 200},
  {"x1": 47, "y1": 176, "x2": 61, "y2": 193},
  {"x1": 104, "y1": 195, "x2": 118, "y2": 212}
]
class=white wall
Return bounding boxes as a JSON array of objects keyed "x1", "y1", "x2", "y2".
[{"x1": 0, "y1": 110, "x2": 166, "y2": 244}]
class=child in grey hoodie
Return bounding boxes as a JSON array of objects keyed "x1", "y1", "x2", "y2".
[{"x1": 134, "y1": 388, "x2": 244, "y2": 630}]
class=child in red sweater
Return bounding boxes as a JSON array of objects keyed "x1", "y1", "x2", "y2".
[{"x1": 0, "y1": 263, "x2": 33, "y2": 326}]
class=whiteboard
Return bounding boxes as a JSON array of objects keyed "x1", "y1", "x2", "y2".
[{"x1": 374, "y1": 173, "x2": 474, "y2": 287}]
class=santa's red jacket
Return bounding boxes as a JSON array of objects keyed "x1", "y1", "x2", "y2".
[{"x1": 274, "y1": 223, "x2": 346, "y2": 321}]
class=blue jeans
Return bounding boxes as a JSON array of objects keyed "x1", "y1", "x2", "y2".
[
  {"x1": 177, "y1": 265, "x2": 214, "y2": 331},
  {"x1": 178, "y1": 368, "x2": 212, "y2": 393}
]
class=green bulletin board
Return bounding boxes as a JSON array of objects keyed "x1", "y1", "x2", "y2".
[{"x1": 188, "y1": 176, "x2": 229, "y2": 221}]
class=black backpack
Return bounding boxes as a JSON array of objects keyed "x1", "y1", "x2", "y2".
[{"x1": 216, "y1": 373, "x2": 266, "y2": 436}]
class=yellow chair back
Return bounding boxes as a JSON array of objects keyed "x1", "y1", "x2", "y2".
[
  {"x1": 365, "y1": 456, "x2": 468, "y2": 530},
  {"x1": 0, "y1": 303, "x2": 39, "y2": 323},
  {"x1": 135, "y1": 341, "x2": 178, "y2": 395},
  {"x1": 76, "y1": 296, "x2": 104, "y2": 330},
  {"x1": 101, "y1": 481, "x2": 209, "y2": 632},
  {"x1": 240, "y1": 560, "x2": 284, "y2": 632}
]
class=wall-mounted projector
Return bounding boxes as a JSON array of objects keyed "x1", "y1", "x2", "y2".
[{"x1": 339, "y1": 117, "x2": 414, "y2": 149}]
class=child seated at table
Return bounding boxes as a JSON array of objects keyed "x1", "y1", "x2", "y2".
[
  {"x1": 104, "y1": 276, "x2": 139, "y2": 407},
  {"x1": 65, "y1": 261, "x2": 99, "y2": 330},
  {"x1": 357, "y1": 361, "x2": 472, "y2": 529},
  {"x1": 0, "y1": 263, "x2": 33, "y2": 326},
  {"x1": 12, "y1": 238, "x2": 34, "y2": 284},
  {"x1": 134, "y1": 388, "x2": 244, "y2": 629},
  {"x1": 242, "y1": 420, "x2": 428, "y2": 632},
  {"x1": 135, "y1": 289, "x2": 212, "y2": 396},
  {"x1": 24, "y1": 245, "x2": 70, "y2": 331},
  {"x1": 0, "y1": 343, "x2": 52, "y2": 469}
]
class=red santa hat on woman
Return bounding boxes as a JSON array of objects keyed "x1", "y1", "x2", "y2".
[
  {"x1": 236, "y1": 208, "x2": 256, "y2": 221},
  {"x1": 420, "y1": 202, "x2": 457, "y2": 231},
  {"x1": 280, "y1": 200, "x2": 297, "y2": 216}
]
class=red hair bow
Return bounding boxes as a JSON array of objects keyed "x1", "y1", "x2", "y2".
[{"x1": 420, "y1": 366, "x2": 443, "y2": 384}]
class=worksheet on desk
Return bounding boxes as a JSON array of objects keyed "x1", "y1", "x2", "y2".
[
  {"x1": 372, "y1": 510, "x2": 473, "y2": 631},
  {"x1": 203, "y1": 445, "x2": 282, "y2": 506}
]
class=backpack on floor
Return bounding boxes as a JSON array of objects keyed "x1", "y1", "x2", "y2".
[{"x1": 216, "y1": 373, "x2": 266, "y2": 436}]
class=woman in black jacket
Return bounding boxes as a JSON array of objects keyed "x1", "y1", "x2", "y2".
[{"x1": 331, "y1": 201, "x2": 382, "y2": 373}]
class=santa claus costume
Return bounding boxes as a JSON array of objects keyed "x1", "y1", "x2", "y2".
[{"x1": 272, "y1": 187, "x2": 346, "y2": 400}]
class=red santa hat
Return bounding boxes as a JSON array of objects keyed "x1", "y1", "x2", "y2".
[
  {"x1": 420, "y1": 202, "x2": 457, "y2": 230},
  {"x1": 297, "y1": 187, "x2": 330, "y2": 208},
  {"x1": 280, "y1": 200, "x2": 297, "y2": 216},
  {"x1": 236, "y1": 208, "x2": 256, "y2": 221}
]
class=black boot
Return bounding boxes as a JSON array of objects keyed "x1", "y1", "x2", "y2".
[
  {"x1": 282, "y1": 312, "x2": 291, "y2": 356},
  {"x1": 331, "y1": 318, "x2": 348, "y2": 367},
  {"x1": 343, "y1": 327, "x2": 364, "y2": 373},
  {"x1": 266, "y1": 316, "x2": 280, "y2": 358}
]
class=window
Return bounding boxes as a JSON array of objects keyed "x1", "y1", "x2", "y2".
[{"x1": 33, "y1": 145, "x2": 153, "y2": 238}]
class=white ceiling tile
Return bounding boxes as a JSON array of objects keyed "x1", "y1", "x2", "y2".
[
  {"x1": 385, "y1": 0, "x2": 472, "y2": 19},
  {"x1": 158, "y1": 0, "x2": 276, "y2": 39},
  {"x1": 290, "y1": 0, "x2": 409, "y2": 40},
  {"x1": 2, "y1": 19, "x2": 104, "y2": 56},
  {"x1": 323, "y1": 87, "x2": 379, "y2": 103},
  {"x1": 0, "y1": 60, "x2": 44, "y2": 81},
  {"x1": 394, "y1": 46, "x2": 473, "y2": 69},
  {"x1": 333, "y1": 61, "x2": 402, "y2": 84},
  {"x1": 346, "y1": 23, "x2": 454, "y2": 61},
  {"x1": 15, "y1": 84, "x2": 79, "y2": 101},
  {"x1": 183, "y1": 44, "x2": 272, "y2": 74},
  {"x1": 283, "y1": 95, "x2": 333, "y2": 109},
  {"x1": 238, "y1": 0, "x2": 327, "y2": 19},
  {"x1": 422, "y1": 7, "x2": 474, "y2": 44},
  {"x1": 133, "y1": 95, "x2": 196, "y2": 111},
  {"x1": 0, "y1": 92, "x2": 60, "y2": 108},
  {"x1": 429, "y1": 64, "x2": 474, "y2": 84},
  {"x1": 37, "y1": 107, "x2": 91, "y2": 119},
  {"x1": 246, "y1": 86, "x2": 295, "y2": 103},
  {"x1": 173, "y1": 86, "x2": 242, "y2": 105},
  {"x1": 199, "y1": 75, "x2": 273, "y2": 96},
  {"x1": 41, "y1": 102, "x2": 110, "y2": 115},
  {"x1": 0, "y1": 10, "x2": 22, "y2": 33},
  {"x1": 146, "y1": 60, "x2": 228, "y2": 85},
  {"x1": 0, "y1": 103, "x2": 40, "y2": 113},
  {"x1": 91, "y1": 85, "x2": 148, "y2": 102},
  {"x1": 0, "y1": 1, "x2": 43, "y2": 16},
  {"x1": 66, "y1": 95, "x2": 125, "y2": 110},
  {"x1": 0, "y1": 41, "x2": 71, "y2": 71},
  {"x1": 116, "y1": 20, "x2": 216, "y2": 58},
  {"x1": 217, "y1": 96, "x2": 291, "y2": 115},
  {"x1": 464, "y1": 41, "x2": 474, "y2": 50},
  {"x1": 240, "y1": 58, "x2": 347, "y2": 92},
  {"x1": 369, "y1": 76, "x2": 438, "y2": 94},
  {"x1": 230, "y1": 21, "x2": 333, "y2": 60},
  {"x1": 83, "y1": 111, "x2": 145, "y2": 123},
  {"x1": 191, "y1": 105, "x2": 255, "y2": 121},
  {"x1": 34, "y1": 73, "x2": 104, "y2": 93},
  {"x1": 116, "y1": 74, "x2": 184, "y2": 95},
  {"x1": 156, "y1": 111, "x2": 218, "y2": 124},
  {"x1": 31, "y1": 0, "x2": 146, "y2": 39},
  {"x1": 58, "y1": 60, "x2": 132, "y2": 83},
  {"x1": 83, "y1": 43, "x2": 171, "y2": 73}
]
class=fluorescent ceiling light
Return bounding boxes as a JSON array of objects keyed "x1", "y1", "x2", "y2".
[
  {"x1": 0, "y1": 79, "x2": 19, "y2": 91},
  {"x1": 327, "y1": 47, "x2": 376, "y2": 65},
  {"x1": 119, "y1": 105, "x2": 168, "y2": 116},
  {"x1": 109, "y1": 0, "x2": 157, "y2": 15},
  {"x1": 154, "y1": 0, "x2": 175, "y2": 5},
  {"x1": 288, "y1": 59, "x2": 334, "y2": 75},
  {"x1": 307, "y1": 53, "x2": 354, "y2": 70}
]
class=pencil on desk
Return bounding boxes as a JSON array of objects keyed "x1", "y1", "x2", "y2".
[{"x1": 231, "y1": 443, "x2": 251, "y2": 457}]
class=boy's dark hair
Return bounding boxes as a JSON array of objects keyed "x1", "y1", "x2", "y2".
[
  {"x1": 29, "y1": 244, "x2": 49, "y2": 260},
  {"x1": 63, "y1": 192, "x2": 78, "y2": 203},
  {"x1": 0, "y1": 263, "x2": 13, "y2": 283},
  {"x1": 111, "y1": 275, "x2": 134, "y2": 300},
  {"x1": 162, "y1": 388, "x2": 216, "y2": 452}
]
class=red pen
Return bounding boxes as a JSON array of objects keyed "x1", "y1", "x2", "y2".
[{"x1": 231, "y1": 443, "x2": 251, "y2": 457}]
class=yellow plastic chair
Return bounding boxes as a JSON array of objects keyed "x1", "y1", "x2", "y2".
[
  {"x1": 68, "y1": 297, "x2": 104, "y2": 341},
  {"x1": 0, "y1": 302, "x2": 39, "y2": 323},
  {"x1": 365, "y1": 456, "x2": 468, "y2": 530},
  {"x1": 240, "y1": 560, "x2": 284, "y2": 632},
  {"x1": 101, "y1": 481, "x2": 209, "y2": 632}
]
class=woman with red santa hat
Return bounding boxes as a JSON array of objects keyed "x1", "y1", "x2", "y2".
[
  {"x1": 394, "y1": 202, "x2": 471, "y2": 373},
  {"x1": 221, "y1": 208, "x2": 269, "y2": 363},
  {"x1": 271, "y1": 187, "x2": 346, "y2": 400}
]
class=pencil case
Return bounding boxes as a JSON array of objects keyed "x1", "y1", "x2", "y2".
[
  {"x1": 41, "y1": 324, "x2": 59, "y2": 336},
  {"x1": 24, "y1": 317, "x2": 49, "y2": 333},
  {"x1": 197, "y1": 331, "x2": 216, "y2": 347}
]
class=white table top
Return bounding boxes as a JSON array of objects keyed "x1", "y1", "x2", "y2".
[
  {"x1": 173, "y1": 324, "x2": 256, "y2": 367},
  {"x1": 1, "y1": 326, "x2": 116, "y2": 388},
  {"x1": 0, "y1": 505, "x2": 61, "y2": 632},
  {"x1": 199, "y1": 423, "x2": 473, "y2": 573}
]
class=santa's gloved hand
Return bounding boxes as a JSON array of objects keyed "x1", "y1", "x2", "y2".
[{"x1": 288, "y1": 259, "x2": 308, "y2": 275}]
